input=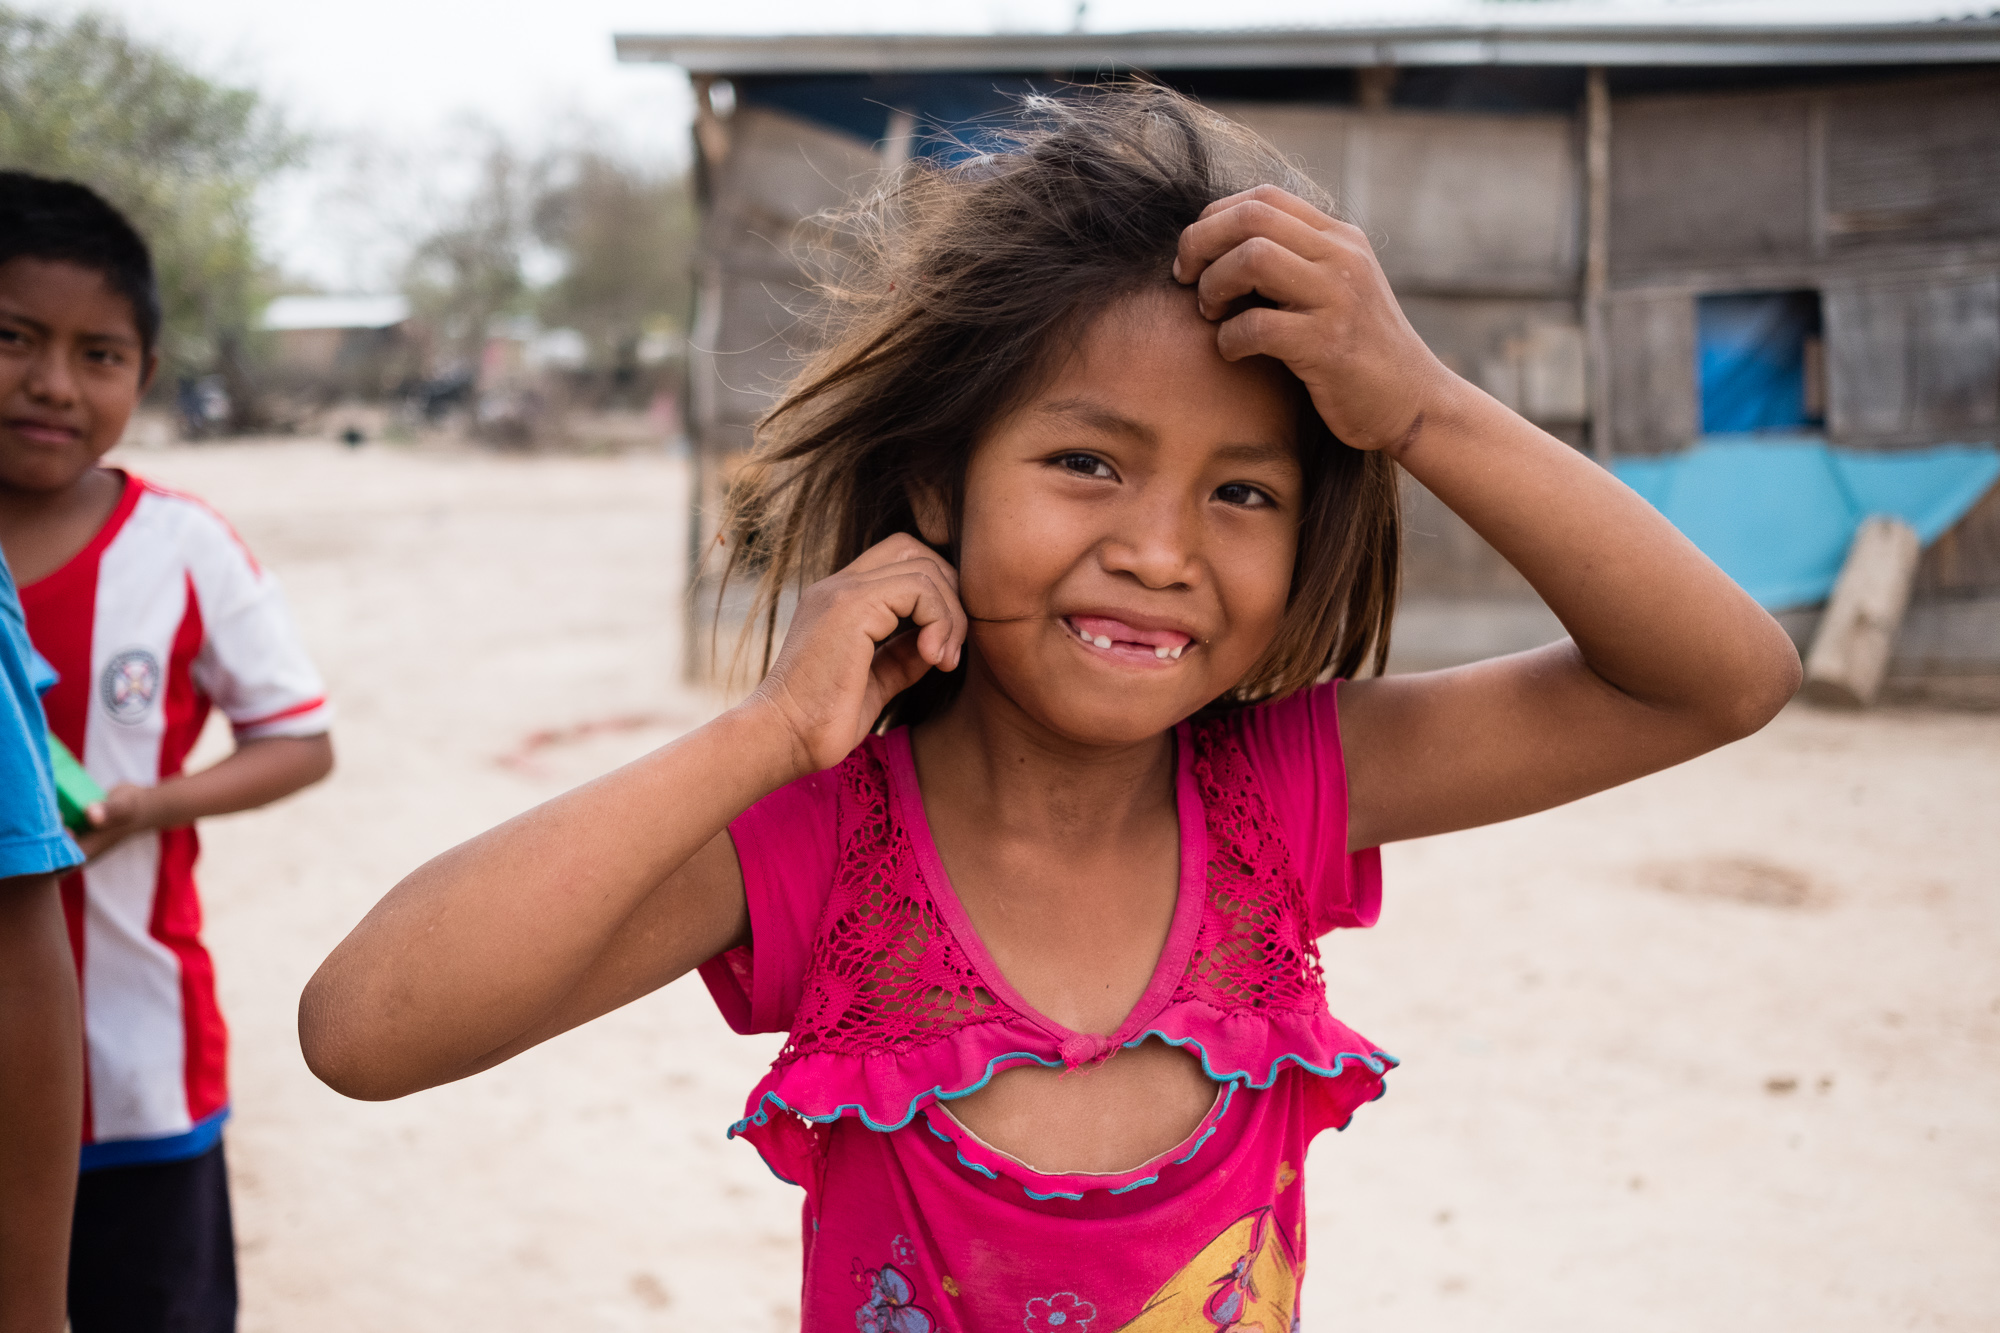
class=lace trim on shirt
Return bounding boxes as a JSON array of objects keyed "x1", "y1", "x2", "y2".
[
  {"x1": 779, "y1": 742, "x2": 1021, "y2": 1063},
  {"x1": 773, "y1": 718, "x2": 1331, "y2": 1074},
  {"x1": 1173, "y1": 719, "x2": 1327, "y2": 1015}
]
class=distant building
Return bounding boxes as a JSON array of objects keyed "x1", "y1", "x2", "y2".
[
  {"x1": 619, "y1": 5, "x2": 2000, "y2": 687},
  {"x1": 261, "y1": 293, "x2": 418, "y2": 400}
]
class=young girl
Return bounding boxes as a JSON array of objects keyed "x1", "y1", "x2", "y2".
[{"x1": 300, "y1": 86, "x2": 1799, "y2": 1330}]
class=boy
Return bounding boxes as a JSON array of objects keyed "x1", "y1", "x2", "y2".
[
  {"x1": 0, "y1": 173, "x2": 334, "y2": 1333},
  {"x1": 0, "y1": 523, "x2": 85, "y2": 1333}
]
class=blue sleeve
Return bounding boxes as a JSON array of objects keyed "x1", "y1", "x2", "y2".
[{"x1": 0, "y1": 556, "x2": 83, "y2": 880}]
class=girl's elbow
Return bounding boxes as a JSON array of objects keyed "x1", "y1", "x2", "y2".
[
  {"x1": 297, "y1": 977, "x2": 413, "y2": 1102},
  {"x1": 1715, "y1": 632, "x2": 1803, "y2": 740}
]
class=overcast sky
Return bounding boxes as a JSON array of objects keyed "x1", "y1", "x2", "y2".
[
  {"x1": 44, "y1": 0, "x2": 1103, "y2": 286},
  {"x1": 41, "y1": 0, "x2": 1978, "y2": 286}
]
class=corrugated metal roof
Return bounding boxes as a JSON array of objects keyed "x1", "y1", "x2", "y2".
[
  {"x1": 616, "y1": 2, "x2": 2000, "y2": 72},
  {"x1": 261, "y1": 294, "x2": 411, "y2": 332}
]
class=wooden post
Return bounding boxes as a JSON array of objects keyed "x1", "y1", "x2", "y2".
[
  {"x1": 1803, "y1": 516, "x2": 1922, "y2": 708},
  {"x1": 1583, "y1": 67, "x2": 1613, "y2": 463}
]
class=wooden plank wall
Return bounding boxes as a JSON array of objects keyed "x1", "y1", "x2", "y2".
[
  {"x1": 1606, "y1": 70, "x2": 2000, "y2": 592},
  {"x1": 1824, "y1": 274, "x2": 2000, "y2": 444},
  {"x1": 688, "y1": 105, "x2": 883, "y2": 458}
]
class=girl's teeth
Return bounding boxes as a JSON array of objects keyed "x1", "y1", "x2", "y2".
[
  {"x1": 1154, "y1": 645, "x2": 1170, "y2": 659},
  {"x1": 1093, "y1": 634, "x2": 1112, "y2": 649},
  {"x1": 1170, "y1": 644, "x2": 1183, "y2": 659}
]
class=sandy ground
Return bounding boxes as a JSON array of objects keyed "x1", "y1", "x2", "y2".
[{"x1": 109, "y1": 437, "x2": 2000, "y2": 1333}]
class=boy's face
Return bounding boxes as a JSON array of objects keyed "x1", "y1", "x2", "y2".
[{"x1": 0, "y1": 256, "x2": 153, "y2": 495}]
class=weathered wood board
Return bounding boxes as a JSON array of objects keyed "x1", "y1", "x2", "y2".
[{"x1": 1804, "y1": 516, "x2": 1923, "y2": 708}]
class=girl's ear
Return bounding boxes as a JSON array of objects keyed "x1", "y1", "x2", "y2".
[{"x1": 909, "y1": 482, "x2": 951, "y2": 547}]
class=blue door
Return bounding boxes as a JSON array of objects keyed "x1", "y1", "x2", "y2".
[{"x1": 1696, "y1": 291, "x2": 1824, "y2": 435}]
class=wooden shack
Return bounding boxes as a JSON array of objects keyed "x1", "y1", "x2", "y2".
[
  {"x1": 260, "y1": 293, "x2": 420, "y2": 402},
  {"x1": 617, "y1": 11, "x2": 2000, "y2": 689}
]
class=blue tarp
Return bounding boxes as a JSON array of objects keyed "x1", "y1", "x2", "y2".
[{"x1": 1612, "y1": 436, "x2": 2000, "y2": 610}]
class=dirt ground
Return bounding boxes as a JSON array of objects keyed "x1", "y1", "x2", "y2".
[{"x1": 110, "y1": 437, "x2": 1999, "y2": 1333}]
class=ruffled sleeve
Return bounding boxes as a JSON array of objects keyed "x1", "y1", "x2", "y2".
[
  {"x1": 1228, "y1": 680, "x2": 1382, "y2": 933},
  {"x1": 698, "y1": 767, "x2": 841, "y2": 1034}
]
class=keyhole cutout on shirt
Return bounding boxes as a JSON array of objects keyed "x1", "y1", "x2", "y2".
[{"x1": 911, "y1": 732, "x2": 1218, "y2": 1175}]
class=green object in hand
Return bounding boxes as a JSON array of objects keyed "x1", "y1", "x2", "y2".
[{"x1": 46, "y1": 733, "x2": 104, "y2": 833}]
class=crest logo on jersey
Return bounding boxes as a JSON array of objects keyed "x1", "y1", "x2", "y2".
[{"x1": 99, "y1": 648, "x2": 162, "y2": 724}]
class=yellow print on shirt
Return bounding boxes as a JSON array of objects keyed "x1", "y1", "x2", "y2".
[{"x1": 1113, "y1": 1207, "x2": 1298, "y2": 1332}]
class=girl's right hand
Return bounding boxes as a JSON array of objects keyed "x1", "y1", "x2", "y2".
[{"x1": 751, "y1": 533, "x2": 967, "y2": 773}]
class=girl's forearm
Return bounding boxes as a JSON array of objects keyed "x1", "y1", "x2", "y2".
[
  {"x1": 299, "y1": 700, "x2": 803, "y2": 1101},
  {"x1": 1393, "y1": 376, "x2": 1801, "y2": 727}
]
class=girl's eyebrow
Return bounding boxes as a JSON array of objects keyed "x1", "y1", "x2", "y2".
[
  {"x1": 1036, "y1": 399, "x2": 1296, "y2": 468},
  {"x1": 1034, "y1": 397, "x2": 1154, "y2": 445},
  {"x1": 1211, "y1": 440, "x2": 1298, "y2": 467}
]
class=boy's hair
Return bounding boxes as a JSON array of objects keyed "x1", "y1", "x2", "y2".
[
  {"x1": 0, "y1": 172, "x2": 161, "y2": 362},
  {"x1": 723, "y1": 82, "x2": 1400, "y2": 726}
]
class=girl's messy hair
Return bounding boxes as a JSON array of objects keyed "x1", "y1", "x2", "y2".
[{"x1": 720, "y1": 81, "x2": 1400, "y2": 728}]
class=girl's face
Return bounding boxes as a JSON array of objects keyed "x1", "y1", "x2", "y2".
[{"x1": 946, "y1": 287, "x2": 1303, "y2": 745}]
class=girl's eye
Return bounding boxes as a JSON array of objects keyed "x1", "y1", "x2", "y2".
[
  {"x1": 1054, "y1": 453, "x2": 1114, "y2": 480},
  {"x1": 1215, "y1": 482, "x2": 1274, "y2": 509}
]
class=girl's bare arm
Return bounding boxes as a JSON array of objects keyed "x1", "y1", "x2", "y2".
[
  {"x1": 298, "y1": 710, "x2": 781, "y2": 1100},
  {"x1": 300, "y1": 535, "x2": 967, "y2": 1100},
  {"x1": 1175, "y1": 186, "x2": 1801, "y2": 850}
]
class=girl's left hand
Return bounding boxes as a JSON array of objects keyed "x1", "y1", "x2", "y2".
[{"x1": 1173, "y1": 185, "x2": 1454, "y2": 455}]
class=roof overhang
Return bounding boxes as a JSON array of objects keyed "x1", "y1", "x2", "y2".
[{"x1": 614, "y1": 22, "x2": 2000, "y2": 74}]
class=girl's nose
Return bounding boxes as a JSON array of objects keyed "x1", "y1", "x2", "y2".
[{"x1": 1099, "y1": 492, "x2": 1201, "y2": 591}]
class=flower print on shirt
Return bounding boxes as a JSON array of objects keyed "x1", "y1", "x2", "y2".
[
  {"x1": 891, "y1": 1234, "x2": 917, "y2": 1266},
  {"x1": 1025, "y1": 1292, "x2": 1097, "y2": 1331},
  {"x1": 853, "y1": 1259, "x2": 935, "y2": 1333}
]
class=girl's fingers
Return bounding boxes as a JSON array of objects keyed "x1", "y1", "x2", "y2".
[
  {"x1": 1176, "y1": 192, "x2": 1348, "y2": 284},
  {"x1": 1196, "y1": 184, "x2": 1336, "y2": 229},
  {"x1": 858, "y1": 563, "x2": 966, "y2": 668},
  {"x1": 867, "y1": 632, "x2": 938, "y2": 705},
  {"x1": 845, "y1": 531, "x2": 960, "y2": 589},
  {"x1": 1193, "y1": 236, "x2": 1328, "y2": 321},
  {"x1": 1212, "y1": 304, "x2": 1318, "y2": 365}
]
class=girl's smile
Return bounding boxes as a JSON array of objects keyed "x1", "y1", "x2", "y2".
[
  {"x1": 940, "y1": 286, "x2": 1303, "y2": 744},
  {"x1": 1062, "y1": 614, "x2": 1191, "y2": 663}
]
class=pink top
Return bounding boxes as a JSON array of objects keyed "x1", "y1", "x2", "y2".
[{"x1": 700, "y1": 680, "x2": 1391, "y2": 1332}]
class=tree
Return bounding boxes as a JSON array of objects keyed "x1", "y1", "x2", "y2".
[
  {"x1": 401, "y1": 130, "x2": 538, "y2": 373},
  {"x1": 0, "y1": 8, "x2": 300, "y2": 382},
  {"x1": 532, "y1": 149, "x2": 694, "y2": 373}
]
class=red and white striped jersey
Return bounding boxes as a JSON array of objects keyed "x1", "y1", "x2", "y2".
[{"x1": 21, "y1": 471, "x2": 330, "y2": 1167}]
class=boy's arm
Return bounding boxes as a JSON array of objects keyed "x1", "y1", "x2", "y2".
[
  {"x1": 0, "y1": 871, "x2": 81, "y2": 1333},
  {"x1": 76, "y1": 733, "x2": 333, "y2": 860}
]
